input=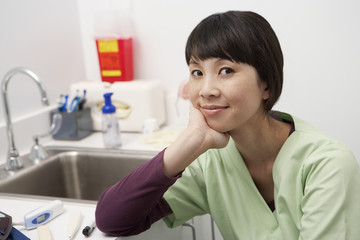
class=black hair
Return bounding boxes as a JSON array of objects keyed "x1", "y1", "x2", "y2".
[{"x1": 185, "y1": 11, "x2": 283, "y2": 111}]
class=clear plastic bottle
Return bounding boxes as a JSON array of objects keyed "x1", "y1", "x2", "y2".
[{"x1": 102, "y1": 92, "x2": 122, "y2": 149}]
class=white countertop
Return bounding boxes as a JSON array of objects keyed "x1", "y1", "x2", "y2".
[
  {"x1": 0, "y1": 128, "x2": 184, "y2": 240},
  {"x1": 43, "y1": 131, "x2": 168, "y2": 152},
  {"x1": 0, "y1": 195, "x2": 108, "y2": 239},
  {"x1": 0, "y1": 194, "x2": 183, "y2": 240}
]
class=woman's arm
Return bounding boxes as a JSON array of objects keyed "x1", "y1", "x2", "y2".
[
  {"x1": 95, "y1": 150, "x2": 178, "y2": 236},
  {"x1": 299, "y1": 147, "x2": 360, "y2": 239},
  {"x1": 95, "y1": 105, "x2": 229, "y2": 236}
]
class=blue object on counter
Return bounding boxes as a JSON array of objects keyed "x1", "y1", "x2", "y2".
[
  {"x1": 102, "y1": 92, "x2": 122, "y2": 149},
  {"x1": 102, "y1": 92, "x2": 116, "y2": 114},
  {"x1": 69, "y1": 96, "x2": 80, "y2": 112},
  {"x1": 6, "y1": 227, "x2": 30, "y2": 240},
  {"x1": 58, "y1": 94, "x2": 69, "y2": 112},
  {"x1": 50, "y1": 108, "x2": 93, "y2": 140}
]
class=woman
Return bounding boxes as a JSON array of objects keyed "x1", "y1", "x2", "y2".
[{"x1": 96, "y1": 11, "x2": 360, "y2": 239}]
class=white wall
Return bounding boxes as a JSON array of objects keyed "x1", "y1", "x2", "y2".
[
  {"x1": 0, "y1": 0, "x2": 359, "y2": 161},
  {"x1": 0, "y1": 0, "x2": 86, "y2": 159},
  {"x1": 77, "y1": 0, "x2": 360, "y2": 160},
  {"x1": 0, "y1": 0, "x2": 86, "y2": 118}
]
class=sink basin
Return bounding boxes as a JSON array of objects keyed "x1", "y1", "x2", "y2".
[{"x1": 0, "y1": 146, "x2": 156, "y2": 202}]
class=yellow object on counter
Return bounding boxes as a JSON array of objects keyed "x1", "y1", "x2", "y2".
[
  {"x1": 37, "y1": 225, "x2": 52, "y2": 240},
  {"x1": 141, "y1": 130, "x2": 181, "y2": 150}
]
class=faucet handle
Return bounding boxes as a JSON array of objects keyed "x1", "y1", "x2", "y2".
[
  {"x1": 28, "y1": 113, "x2": 62, "y2": 164},
  {"x1": 28, "y1": 136, "x2": 48, "y2": 164}
]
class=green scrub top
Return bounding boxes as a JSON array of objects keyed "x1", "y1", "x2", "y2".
[{"x1": 163, "y1": 113, "x2": 360, "y2": 240}]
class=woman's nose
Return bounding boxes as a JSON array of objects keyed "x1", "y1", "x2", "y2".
[{"x1": 199, "y1": 77, "x2": 220, "y2": 98}]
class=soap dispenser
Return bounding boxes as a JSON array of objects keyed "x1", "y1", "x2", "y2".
[{"x1": 102, "y1": 92, "x2": 122, "y2": 149}]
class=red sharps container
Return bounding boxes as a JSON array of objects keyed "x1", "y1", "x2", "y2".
[{"x1": 96, "y1": 38, "x2": 133, "y2": 83}]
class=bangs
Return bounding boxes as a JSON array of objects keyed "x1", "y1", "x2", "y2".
[{"x1": 185, "y1": 13, "x2": 254, "y2": 65}]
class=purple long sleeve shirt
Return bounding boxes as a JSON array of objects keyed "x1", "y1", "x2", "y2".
[{"x1": 95, "y1": 149, "x2": 179, "y2": 236}]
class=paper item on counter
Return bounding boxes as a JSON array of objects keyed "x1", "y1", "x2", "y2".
[
  {"x1": 141, "y1": 130, "x2": 182, "y2": 149},
  {"x1": 67, "y1": 211, "x2": 82, "y2": 240},
  {"x1": 37, "y1": 225, "x2": 52, "y2": 240}
]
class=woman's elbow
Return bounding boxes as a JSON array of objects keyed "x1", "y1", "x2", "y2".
[
  {"x1": 95, "y1": 201, "x2": 115, "y2": 235},
  {"x1": 95, "y1": 200, "x2": 145, "y2": 236}
]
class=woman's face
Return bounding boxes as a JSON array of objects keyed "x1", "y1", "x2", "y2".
[{"x1": 188, "y1": 58, "x2": 269, "y2": 133}]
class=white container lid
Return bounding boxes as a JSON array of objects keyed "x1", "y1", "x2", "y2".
[{"x1": 94, "y1": 10, "x2": 133, "y2": 39}]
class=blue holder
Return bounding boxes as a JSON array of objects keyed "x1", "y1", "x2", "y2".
[{"x1": 50, "y1": 108, "x2": 93, "y2": 140}]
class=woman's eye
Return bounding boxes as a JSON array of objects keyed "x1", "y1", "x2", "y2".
[
  {"x1": 191, "y1": 70, "x2": 203, "y2": 77},
  {"x1": 219, "y1": 67, "x2": 234, "y2": 75}
]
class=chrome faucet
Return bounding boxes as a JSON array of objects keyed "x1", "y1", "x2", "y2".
[{"x1": 1, "y1": 67, "x2": 49, "y2": 171}]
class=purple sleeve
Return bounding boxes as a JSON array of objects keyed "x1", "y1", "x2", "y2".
[{"x1": 95, "y1": 149, "x2": 180, "y2": 237}]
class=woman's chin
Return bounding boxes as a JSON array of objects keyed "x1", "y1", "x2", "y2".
[{"x1": 206, "y1": 120, "x2": 230, "y2": 133}]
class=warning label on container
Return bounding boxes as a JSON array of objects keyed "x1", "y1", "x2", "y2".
[{"x1": 98, "y1": 39, "x2": 119, "y2": 53}]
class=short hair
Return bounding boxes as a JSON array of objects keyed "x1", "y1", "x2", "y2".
[{"x1": 185, "y1": 11, "x2": 283, "y2": 111}]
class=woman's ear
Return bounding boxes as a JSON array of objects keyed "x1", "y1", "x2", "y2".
[
  {"x1": 178, "y1": 79, "x2": 190, "y2": 100},
  {"x1": 262, "y1": 82, "x2": 270, "y2": 100}
]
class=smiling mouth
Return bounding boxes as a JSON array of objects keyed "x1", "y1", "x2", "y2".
[{"x1": 201, "y1": 105, "x2": 228, "y2": 115}]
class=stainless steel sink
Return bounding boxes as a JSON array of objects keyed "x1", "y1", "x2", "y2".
[{"x1": 0, "y1": 146, "x2": 156, "y2": 202}]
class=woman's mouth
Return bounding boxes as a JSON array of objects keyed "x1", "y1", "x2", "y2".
[{"x1": 201, "y1": 105, "x2": 228, "y2": 116}]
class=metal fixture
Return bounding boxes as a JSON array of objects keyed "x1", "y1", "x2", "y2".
[
  {"x1": 28, "y1": 136, "x2": 49, "y2": 165},
  {"x1": 28, "y1": 112, "x2": 62, "y2": 164},
  {"x1": 0, "y1": 146, "x2": 155, "y2": 199},
  {"x1": 1, "y1": 67, "x2": 49, "y2": 171},
  {"x1": 182, "y1": 222, "x2": 197, "y2": 240}
]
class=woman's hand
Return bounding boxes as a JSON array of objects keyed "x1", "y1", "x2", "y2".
[
  {"x1": 163, "y1": 103, "x2": 230, "y2": 177},
  {"x1": 187, "y1": 104, "x2": 230, "y2": 150}
]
